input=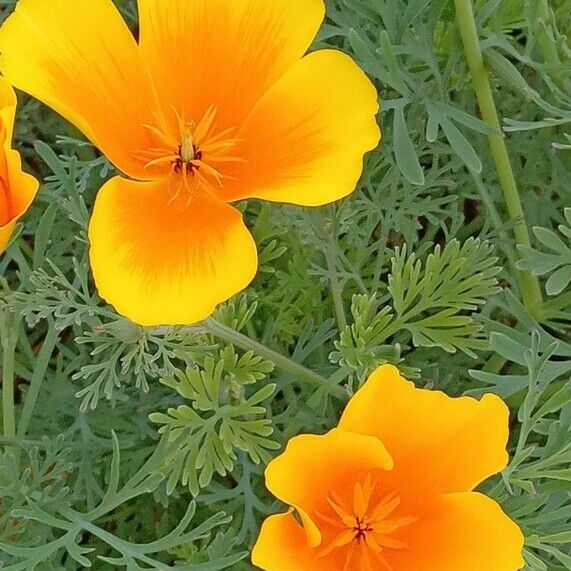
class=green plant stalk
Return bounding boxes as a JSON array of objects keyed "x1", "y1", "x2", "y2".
[
  {"x1": 453, "y1": 0, "x2": 543, "y2": 317},
  {"x1": 203, "y1": 318, "x2": 347, "y2": 400}
]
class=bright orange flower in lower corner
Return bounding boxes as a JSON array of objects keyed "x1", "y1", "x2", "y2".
[
  {"x1": 253, "y1": 365, "x2": 525, "y2": 571},
  {"x1": 0, "y1": 0, "x2": 380, "y2": 326},
  {"x1": 0, "y1": 76, "x2": 38, "y2": 253}
]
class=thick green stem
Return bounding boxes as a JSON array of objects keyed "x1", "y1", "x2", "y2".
[
  {"x1": 453, "y1": 0, "x2": 543, "y2": 317},
  {"x1": 203, "y1": 318, "x2": 347, "y2": 400},
  {"x1": 17, "y1": 323, "x2": 59, "y2": 439}
]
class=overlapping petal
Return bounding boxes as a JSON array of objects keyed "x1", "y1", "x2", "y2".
[
  {"x1": 0, "y1": 0, "x2": 162, "y2": 179},
  {"x1": 0, "y1": 77, "x2": 38, "y2": 252},
  {"x1": 0, "y1": 0, "x2": 381, "y2": 324},
  {"x1": 88, "y1": 177, "x2": 258, "y2": 326},
  {"x1": 265, "y1": 428, "x2": 393, "y2": 518},
  {"x1": 252, "y1": 512, "x2": 336, "y2": 571},
  {"x1": 219, "y1": 50, "x2": 381, "y2": 206},
  {"x1": 138, "y1": 0, "x2": 325, "y2": 130},
  {"x1": 384, "y1": 492, "x2": 525, "y2": 571},
  {"x1": 339, "y1": 364, "x2": 510, "y2": 495}
]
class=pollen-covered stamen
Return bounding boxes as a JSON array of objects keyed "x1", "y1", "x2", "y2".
[
  {"x1": 133, "y1": 106, "x2": 242, "y2": 192},
  {"x1": 172, "y1": 128, "x2": 203, "y2": 176},
  {"x1": 315, "y1": 475, "x2": 417, "y2": 571}
]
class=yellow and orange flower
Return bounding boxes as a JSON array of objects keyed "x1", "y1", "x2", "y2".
[
  {"x1": 253, "y1": 365, "x2": 525, "y2": 571},
  {"x1": 0, "y1": 76, "x2": 38, "y2": 253},
  {"x1": 0, "y1": 0, "x2": 380, "y2": 326}
]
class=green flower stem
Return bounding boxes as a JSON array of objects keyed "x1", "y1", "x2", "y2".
[
  {"x1": 203, "y1": 318, "x2": 347, "y2": 400},
  {"x1": 453, "y1": 0, "x2": 543, "y2": 317},
  {"x1": 17, "y1": 322, "x2": 59, "y2": 439},
  {"x1": 1, "y1": 311, "x2": 19, "y2": 457}
]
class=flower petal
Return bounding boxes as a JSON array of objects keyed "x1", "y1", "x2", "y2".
[
  {"x1": 88, "y1": 177, "x2": 258, "y2": 326},
  {"x1": 0, "y1": 79, "x2": 38, "y2": 252},
  {"x1": 0, "y1": 159, "x2": 39, "y2": 253},
  {"x1": 339, "y1": 365, "x2": 510, "y2": 495},
  {"x1": 219, "y1": 50, "x2": 380, "y2": 206},
  {"x1": 0, "y1": 0, "x2": 161, "y2": 179},
  {"x1": 0, "y1": 78, "x2": 17, "y2": 227},
  {"x1": 265, "y1": 428, "x2": 393, "y2": 520},
  {"x1": 252, "y1": 511, "x2": 333, "y2": 571},
  {"x1": 138, "y1": 0, "x2": 325, "y2": 128},
  {"x1": 385, "y1": 492, "x2": 524, "y2": 571}
]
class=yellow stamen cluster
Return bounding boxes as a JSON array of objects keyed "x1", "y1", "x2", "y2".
[
  {"x1": 133, "y1": 106, "x2": 243, "y2": 201},
  {"x1": 316, "y1": 475, "x2": 416, "y2": 571}
]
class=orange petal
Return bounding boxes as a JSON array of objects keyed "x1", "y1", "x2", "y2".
[
  {"x1": 88, "y1": 177, "x2": 258, "y2": 326},
  {"x1": 0, "y1": 78, "x2": 38, "y2": 252},
  {"x1": 0, "y1": 0, "x2": 161, "y2": 179},
  {"x1": 265, "y1": 428, "x2": 393, "y2": 521},
  {"x1": 252, "y1": 511, "x2": 338, "y2": 571},
  {"x1": 138, "y1": 0, "x2": 325, "y2": 129},
  {"x1": 0, "y1": 80, "x2": 16, "y2": 229},
  {"x1": 218, "y1": 49, "x2": 380, "y2": 206},
  {"x1": 0, "y1": 156, "x2": 39, "y2": 253},
  {"x1": 385, "y1": 492, "x2": 524, "y2": 571},
  {"x1": 339, "y1": 365, "x2": 510, "y2": 495}
]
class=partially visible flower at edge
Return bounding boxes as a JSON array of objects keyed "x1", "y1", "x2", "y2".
[
  {"x1": 0, "y1": 75, "x2": 38, "y2": 253},
  {"x1": 0, "y1": 0, "x2": 381, "y2": 326},
  {"x1": 252, "y1": 364, "x2": 525, "y2": 571}
]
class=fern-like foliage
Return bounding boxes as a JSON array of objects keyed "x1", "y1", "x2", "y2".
[
  {"x1": 150, "y1": 354, "x2": 278, "y2": 495},
  {"x1": 331, "y1": 238, "x2": 501, "y2": 380},
  {"x1": 0, "y1": 434, "x2": 246, "y2": 570}
]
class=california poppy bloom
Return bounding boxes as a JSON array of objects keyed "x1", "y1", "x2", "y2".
[
  {"x1": 0, "y1": 0, "x2": 380, "y2": 326},
  {"x1": 253, "y1": 365, "x2": 524, "y2": 571},
  {"x1": 0, "y1": 76, "x2": 38, "y2": 253}
]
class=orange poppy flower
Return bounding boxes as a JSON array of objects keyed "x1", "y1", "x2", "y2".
[
  {"x1": 0, "y1": 0, "x2": 380, "y2": 326},
  {"x1": 0, "y1": 76, "x2": 38, "y2": 253},
  {"x1": 252, "y1": 365, "x2": 525, "y2": 571}
]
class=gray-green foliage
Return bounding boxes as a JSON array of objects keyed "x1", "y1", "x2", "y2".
[
  {"x1": 518, "y1": 208, "x2": 571, "y2": 297},
  {"x1": 0, "y1": 0, "x2": 569, "y2": 569}
]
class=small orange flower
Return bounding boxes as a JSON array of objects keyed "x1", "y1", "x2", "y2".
[
  {"x1": 0, "y1": 0, "x2": 380, "y2": 326},
  {"x1": 253, "y1": 365, "x2": 525, "y2": 571},
  {"x1": 0, "y1": 76, "x2": 38, "y2": 253}
]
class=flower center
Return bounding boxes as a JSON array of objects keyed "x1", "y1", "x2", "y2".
[
  {"x1": 173, "y1": 128, "x2": 203, "y2": 175},
  {"x1": 316, "y1": 475, "x2": 416, "y2": 571},
  {"x1": 133, "y1": 106, "x2": 242, "y2": 199}
]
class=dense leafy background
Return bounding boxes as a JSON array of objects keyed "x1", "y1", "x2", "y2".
[{"x1": 0, "y1": 0, "x2": 569, "y2": 569}]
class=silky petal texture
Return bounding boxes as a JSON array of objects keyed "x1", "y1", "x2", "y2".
[
  {"x1": 0, "y1": 76, "x2": 17, "y2": 226},
  {"x1": 339, "y1": 364, "x2": 510, "y2": 495},
  {"x1": 252, "y1": 511, "x2": 339, "y2": 571},
  {"x1": 219, "y1": 50, "x2": 381, "y2": 206},
  {"x1": 88, "y1": 177, "x2": 258, "y2": 326},
  {"x1": 0, "y1": 0, "x2": 162, "y2": 179},
  {"x1": 0, "y1": 155, "x2": 39, "y2": 252},
  {"x1": 385, "y1": 492, "x2": 525, "y2": 571},
  {"x1": 265, "y1": 428, "x2": 393, "y2": 521},
  {"x1": 138, "y1": 0, "x2": 325, "y2": 130},
  {"x1": 0, "y1": 78, "x2": 38, "y2": 252}
]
